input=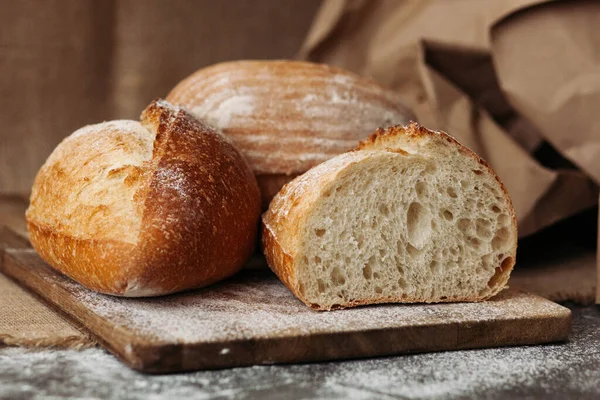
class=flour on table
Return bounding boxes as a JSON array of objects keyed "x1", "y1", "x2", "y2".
[
  {"x1": 0, "y1": 307, "x2": 598, "y2": 399},
  {"x1": 68, "y1": 270, "x2": 565, "y2": 344}
]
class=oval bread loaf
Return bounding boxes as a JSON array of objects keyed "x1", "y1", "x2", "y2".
[
  {"x1": 26, "y1": 100, "x2": 261, "y2": 297},
  {"x1": 166, "y1": 60, "x2": 413, "y2": 207},
  {"x1": 262, "y1": 123, "x2": 518, "y2": 310}
]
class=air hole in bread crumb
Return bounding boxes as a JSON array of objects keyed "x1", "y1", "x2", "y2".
[
  {"x1": 378, "y1": 204, "x2": 390, "y2": 216},
  {"x1": 330, "y1": 267, "x2": 346, "y2": 286},
  {"x1": 396, "y1": 264, "x2": 404, "y2": 275},
  {"x1": 491, "y1": 205, "x2": 501, "y2": 213},
  {"x1": 302, "y1": 256, "x2": 309, "y2": 265},
  {"x1": 498, "y1": 214, "x2": 510, "y2": 225},
  {"x1": 440, "y1": 296, "x2": 448, "y2": 300},
  {"x1": 443, "y1": 210, "x2": 454, "y2": 221},
  {"x1": 487, "y1": 257, "x2": 512, "y2": 288},
  {"x1": 398, "y1": 277, "x2": 407, "y2": 289},
  {"x1": 467, "y1": 237, "x2": 481, "y2": 249},
  {"x1": 501, "y1": 256, "x2": 513, "y2": 270},
  {"x1": 481, "y1": 253, "x2": 493, "y2": 267},
  {"x1": 425, "y1": 163, "x2": 437, "y2": 173},
  {"x1": 391, "y1": 166, "x2": 398, "y2": 173},
  {"x1": 357, "y1": 234, "x2": 365, "y2": 249},
  {"x1": 314, "y1": 256, "x2": 322, "y2": 264},
  {"x1": 406, "y1": 243, "x2": 421, "y2": 257},
  {"x1": 476, "y1": 218, "x2": 492, "y2": 239},
  {"x1": 467, "y1": 236, "x2": 481, "y2": 249},
  {"x1": 431, "y1": 220, "x2": 438, "y2": 230},
  {"x1": 406, "y1": 202, "x2": 432, "y2": 249},
  {"x1": 492, "y1": 227, "x2": 510, "y2": 251},
  {"x1": 429, "y1": 260, "x2": 441, "y2": 274},
  {"x1": 446, "y1": 187, "x2": 458, "y2": 198},
  {"x1": 315, "y1": 228, "x2": 326, "y2": 237},
  {"x1": 457, "y1": 218, "x2": 473, "y2": 234},
  {"x1": 415, "y1": 181, "x2": 426, "y2": 198},
  {"x1": 362, "y1": 264, "x2": 373, "y2": 279},
  {"x1": 473, "y1": 169, "x2": 483, "y2": 175},
  {"x1": 317, "y1": 279, "x2": 326, "y2": 293},
  {"x1": 460, "y1": 180, "x2": 468, "y2": 189},
  {"x1": 375, "y1": 286, "x2": 383, "y2": 294},
  {"x1": 373, "y1": 272, "x2": 381, "y2": 280}
]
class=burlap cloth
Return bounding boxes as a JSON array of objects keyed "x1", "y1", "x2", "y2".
[{"x1": 0, "y1": 197, "x2": 93, "y2": 347}]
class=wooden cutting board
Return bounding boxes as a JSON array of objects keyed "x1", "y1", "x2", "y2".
[{"x1": 0, "y1": 227, "x2": 571, "y2": 373}]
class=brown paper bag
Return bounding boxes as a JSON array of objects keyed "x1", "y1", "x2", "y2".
[{"x1": 489, "y1": 0, "x2": 600, "y2": 302}]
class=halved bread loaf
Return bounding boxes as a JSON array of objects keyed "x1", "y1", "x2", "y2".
[
  {"x1": 26, "y1": 100, "x2": 261, "y2": 296},
  {"x1": 166, "y1": 60, "x2": 413, "y2": 207},
  {"x1": 262, "y1": 123, "x2": 517, "y2": 310}
]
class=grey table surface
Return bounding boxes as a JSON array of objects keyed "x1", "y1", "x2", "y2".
[{"x1": 0, "y1": 304, "x2": 598, "y2": 400}]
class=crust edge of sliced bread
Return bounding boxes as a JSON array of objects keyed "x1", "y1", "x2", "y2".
[{"x1": 262, "y1": 122, "x2": 518, "y2": 310}]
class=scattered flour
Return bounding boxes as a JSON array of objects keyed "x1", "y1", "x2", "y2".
[
  {"x1": 62, "y1": 270, "x2": 567, "y2": 344},
  {"x1": 0, "y1": 307, "x2": 598, "y2": 399}
]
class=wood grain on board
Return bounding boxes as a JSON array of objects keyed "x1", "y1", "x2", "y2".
[{"x1": 0, "y1": 227, "x2": 571, "y2": 373}]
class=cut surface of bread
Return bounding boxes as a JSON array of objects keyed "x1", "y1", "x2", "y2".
[
  {"x1": 262, "y1": 123, "x2": 518, "y2": 310},
  {"x1": 26, "y1": 100, "x2": 261, "y2": 297}
]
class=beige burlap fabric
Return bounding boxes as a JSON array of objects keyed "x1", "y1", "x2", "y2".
[{"x1": 0, "y1": 275, "x2": 93, "y2": 348}]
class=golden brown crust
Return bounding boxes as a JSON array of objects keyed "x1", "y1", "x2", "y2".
[
  {"x1": 261, "y1": 223, "x2": 298, "y2": 296},
  {"x1": 263, "y1": 122, "x2": 518, "y2": 310},
  {"x1": 26, "y1": 100, "x2": 261, "y2": 296},
  {"x1": 27, "y1": 221, "x2": 140, "y2": 295}
]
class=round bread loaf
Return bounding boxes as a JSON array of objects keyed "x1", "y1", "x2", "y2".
[
  {"x1": 166, "y1": 60, "x2": 414, "y2": 207},
  {"x1": 26, "y1": 100, "x2": 261, "y2": 297}
]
